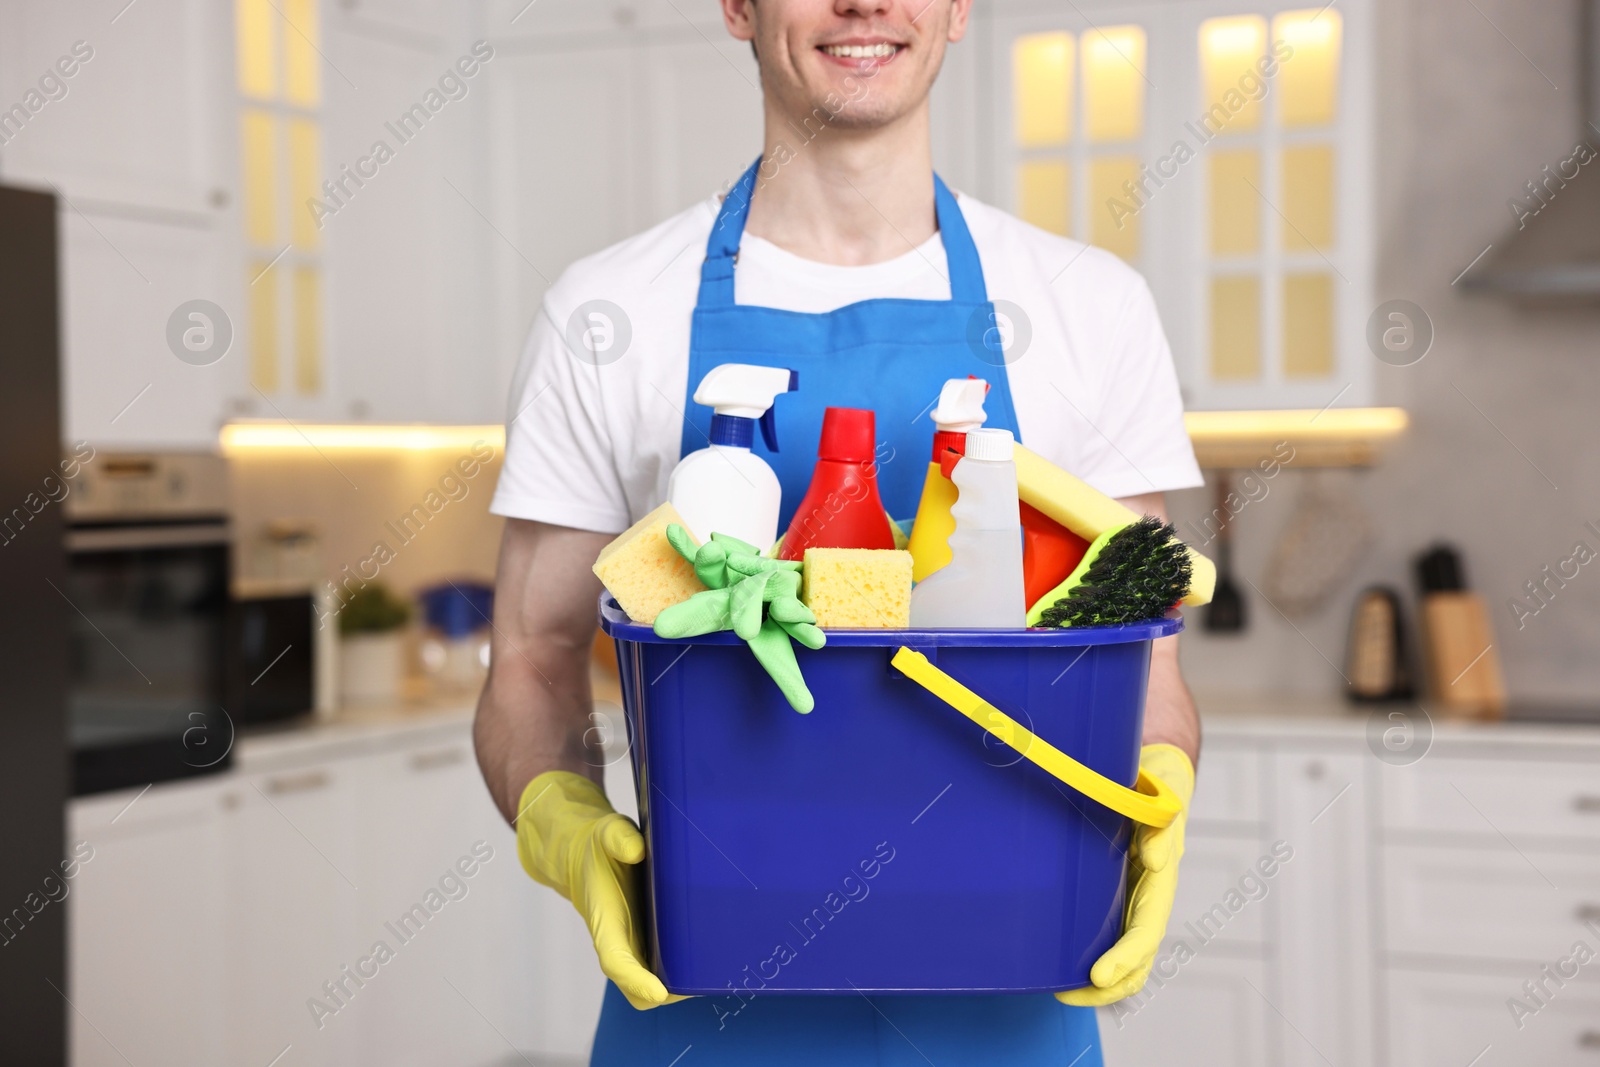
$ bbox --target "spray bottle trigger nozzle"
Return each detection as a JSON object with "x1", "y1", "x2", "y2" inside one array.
[
  {"x1": 759, "y1": 406, "x2": 779, "y2": 452},
  {"x1": 757, "y1": 369, "x2": 798, "y2": 452}
]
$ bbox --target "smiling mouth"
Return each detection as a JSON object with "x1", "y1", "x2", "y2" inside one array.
[{"x1": 819, "y1": 43, "x2": 903, "y2": 60}]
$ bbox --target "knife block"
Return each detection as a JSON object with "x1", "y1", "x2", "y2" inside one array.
[{"x1": 1419, "y1": 592, "x2": 1506, "y2": 720}]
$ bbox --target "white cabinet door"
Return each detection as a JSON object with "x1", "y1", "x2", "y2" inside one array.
[
  {"x1": 1, "y1": 0, "x2": 238, "y2": 449},
  {"x1": 1380, "y1": 844, "x2": 1600, "y2": 966},
  {"x1": 68, "y1": 778, "x2": 231, "y2": 1067},
  {"x1": 0, "y1": 0, "x2": 227, "y2": 212},
  {"x1": 223, "y1": 761, "x2": 365, "y2": 1067},
  {"x1": 485, "y1": 41, "x2": 640, "y2": 397},
  {"x1": 346, "y1": 737, "x2": 521, "y2": 1067},
  {"x1": 1270, "y1": 747, "x2": 1378, "y2": 1067},
  {"x1": 1097, "y1": 953, "x2": 1273, "y2": 1067},
  {"x1": 57, "y1": 210, "x2": 236, "y2": 449},
  {"x1": 1189, "y1": 743, "x2": 1266, "y2": 830},
  {"x1": 298, "y1": 14, "x2": 502, "y2": 426},
  {"x1": 1385, "y1": 970, "x2": 1600, "y2": 1067},
  {"x1": 638, "y1": 39, "x2": 762, "y2": 222},
  {"x1": 1379, "y1": 753, "x2": 1600, "y2": 844},
  {"x1": 1166, "y1": 833, "x2": 1274, "y2": 947}
]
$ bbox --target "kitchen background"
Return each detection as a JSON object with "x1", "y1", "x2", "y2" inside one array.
[{"x1": 1, "y1": 0, "x2": 1598, "y2": 1065}]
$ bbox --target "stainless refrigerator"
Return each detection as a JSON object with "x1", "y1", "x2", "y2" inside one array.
[{"x1": 0, "y1": 184, "x2": 70, "y2": 1065}]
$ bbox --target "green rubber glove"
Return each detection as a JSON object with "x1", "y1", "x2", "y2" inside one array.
[{"x1": 653, "y1": 525, "x2": 824, "y2": 713}]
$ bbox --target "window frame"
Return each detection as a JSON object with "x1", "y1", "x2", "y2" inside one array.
[
  {"x1": 991, "y1": 0, "x2": 1375, "y2": 413},
  {"x1": 234, "y1": 0, "x2": 329, "y2": 398}
]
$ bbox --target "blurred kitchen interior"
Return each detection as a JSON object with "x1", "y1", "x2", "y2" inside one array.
[{"x1": 1, "y1": 0, "x2": 1598, "y2": 1065}]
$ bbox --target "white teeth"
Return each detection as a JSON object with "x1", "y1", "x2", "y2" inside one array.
[{"x1": 822, "y1": 43, "x2": 899, "y2": 59}]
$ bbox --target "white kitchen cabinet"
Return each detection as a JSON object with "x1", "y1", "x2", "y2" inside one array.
[
  {"x1": 0, "y1": 0, "x2": 240, "y2": 449},
  {"x1": 347, "y1": 738, "x2": 528, "y2": 1067},
  {"x1": 1371, "y1": 743, "x2": 1600, "y2": 1067},
  {"x1": 1188, "y1": 741, "x2": 1266, "y2": 830},
  {"x1": 55, "y1": 210, "x2": 236, "y2": 449},
  {"x1": 67, "y1": 777, "x2": 231, "y2": 1067},
  {"x1": 68, "y1": 706, "x2": 1600, "y2": 1067},
  {"x1": 1098, "y1": 952, "x2": 1273, "y2": 1067},
  {"x1": 67, "y1": 715, "x2": 605, "y2": 1067},
  {"x1": 1380, "y1": 752, "x2": 1600, "y2": 844},
  {"x1": 490, "y1": 41, "x2": 641, "y2": 312},
  {"x1": 223, "y1": 759, "x2": 366, "y2": 1067},
  {"x1": 1165, "y1": 833, "x2": 1274, "y2": 947},
  {"x1": 638, "y1": 40, "x2": 762, "y2": 222},
  {"x1": 1384, "y1": 970, "x2": 1600, "y2": 1067},
  {"x1": 269, "y1": 11, "x2": 504, "y2": 428},
  {"x1": 1380, "y1": 844, "x2": 1600, "y2": 965},
  {"x1": 1269, "y1": 747, "x2": 1377, "y2": 1067},
  {"x1": 0, "y1": 0, "x2": 228, "y2": 213}
]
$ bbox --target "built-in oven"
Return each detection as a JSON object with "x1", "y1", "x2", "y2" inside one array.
[{"x1": 65, "y1": 454, "x2": 235, "y2": 795}]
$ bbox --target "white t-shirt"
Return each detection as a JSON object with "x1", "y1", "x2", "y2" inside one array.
[{"x1": 490, "y1": 192, "x2": 1202, "y2": 535}]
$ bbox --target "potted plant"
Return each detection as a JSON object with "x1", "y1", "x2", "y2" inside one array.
[{"x1": 338, "y1": 583, "x2": 412, "y2": 706}]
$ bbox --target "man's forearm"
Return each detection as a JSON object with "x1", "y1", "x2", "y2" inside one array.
[
  {"x1": 474, "y1": 519, "x2": 615, "y2": 824},
  {"x1": 1142, "y1": 635, "x2": 1200, "y2": 765},
  {"x1": 475, "y1": 639, "x2": 597, "y2": 824},
  {"x1": 1112, "y1": 491, "x2": 1202, "y2": 765}
]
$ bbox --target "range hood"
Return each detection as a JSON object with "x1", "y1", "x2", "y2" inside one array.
[{"x1": 1462, "y1": 0, "x2": 1600, "y2": 303}]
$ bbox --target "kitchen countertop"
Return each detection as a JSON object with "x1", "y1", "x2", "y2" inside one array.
[
  {"x1": 231, "y1": 679, "x2": 1600, "y2": 775},
  {"x1": 1195, "y1": 690, "x2": 1600, "y2": 753},
  {"x1": 235, "y1": 698, "x2": 475, "y2": 773},
  {"x1": 231, "y1": 661, "x2": 622, "y2": 773}
]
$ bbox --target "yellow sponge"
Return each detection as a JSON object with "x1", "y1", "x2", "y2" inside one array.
[
  {"x1": 801, "y1": 548, "x2": 913, "y2": 629},
  {"x1": 592, "y1": 503, "x2": 705, "y2": 624}
]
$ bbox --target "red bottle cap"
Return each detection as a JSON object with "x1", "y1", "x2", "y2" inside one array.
[
  {"x1": 817, "y1": 407, "x2": 876, "y2": 463},
  {"x1": 932, "y1": 430, "x2": 967, "y2": 461}
]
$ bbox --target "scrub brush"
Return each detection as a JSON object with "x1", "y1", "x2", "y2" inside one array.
[{"x1": 1031, "y1": 516, "x2": 1193, "y2": 628}]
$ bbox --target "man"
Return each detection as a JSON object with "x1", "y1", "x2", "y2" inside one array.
[{"x1": 477, "y1": 0, "x2": 1202, "y2": 1062}]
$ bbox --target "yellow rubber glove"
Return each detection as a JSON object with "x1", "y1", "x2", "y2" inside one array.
[
  {"x1": 515, "y1": 771, "x2": 688, "y2": 1011},
  {"x1": 1057, "y1": 744, "x2": 1196, "y2": 1007}
]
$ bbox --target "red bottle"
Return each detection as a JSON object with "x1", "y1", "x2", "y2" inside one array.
[
  {"x1": 1022, "y1": 502, "x2": 1092, "y2": 610},
  {"x1": 778, "y1": 407, "x2": 896, "y2": 561}
]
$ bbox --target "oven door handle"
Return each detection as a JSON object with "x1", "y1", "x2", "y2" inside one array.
[{"x1": 67, "y1": 523, "x2": 231, "y2": 551}]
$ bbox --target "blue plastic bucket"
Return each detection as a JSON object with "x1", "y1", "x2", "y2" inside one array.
[{"x1": 601, "y1": 596, "x2": 1182, "y2": 995}]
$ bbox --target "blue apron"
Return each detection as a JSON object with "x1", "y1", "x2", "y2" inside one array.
[
  {"x1": 677, "y1": 161, "x2": 1022, "y2": 531},
  {"x1": 594, "y1": 159, "x2": 1103, "y2": 1067}
]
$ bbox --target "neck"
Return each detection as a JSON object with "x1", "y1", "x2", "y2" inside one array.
[{"x1": 744, "y1": 98, "x2": 936, "y2": 266}]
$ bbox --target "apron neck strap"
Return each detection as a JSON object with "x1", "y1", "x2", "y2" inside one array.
[{"x1": 697, "y1": 156, "x2": 989, "y2": 307}]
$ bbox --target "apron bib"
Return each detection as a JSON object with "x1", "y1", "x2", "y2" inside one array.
[
  {"x1": 595, "y1": 159, "x2": 1101, "y2": 1067},
  {"x1": 678, "y1": 159, "x2": 1021, "y2": 529}
]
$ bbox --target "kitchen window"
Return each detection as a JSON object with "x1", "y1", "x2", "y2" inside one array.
[
  {"x1": 235, "y1": 0, "x2": 326, "y2": 397},
  {"x1": 1012, "y1": 25, "x2": 1148, "y2": 265},
  {"x1": 1004, "y1": 1, "x2": 1372, "y2": 411}
]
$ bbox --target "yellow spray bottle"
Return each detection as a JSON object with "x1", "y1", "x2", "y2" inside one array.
[{"x1": 907, "y1": 377, "x2": 990, "y2": 582}]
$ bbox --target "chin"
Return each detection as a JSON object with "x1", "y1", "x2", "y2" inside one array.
[
  {"x1": 811, "y1": 97, "x2": 911, "y2": 131},
  {"x1": 798, "y1": 65, "x2": 927, "y2": 124}
]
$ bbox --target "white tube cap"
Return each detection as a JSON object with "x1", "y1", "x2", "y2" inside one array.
[
  {"x1": 931, "y1": 377, "x2": 990, "y2": 432},
  {"x1": 963, "y1": 428, "x2": 1015, "y2": 462}
]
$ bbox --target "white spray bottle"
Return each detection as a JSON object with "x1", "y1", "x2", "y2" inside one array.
[
  {"x1": 668, "y1": 363, "x2": 799, "y2": 550},
  {"x1": 909, "y1": 428, "x2": 1026, "y2": 629}
]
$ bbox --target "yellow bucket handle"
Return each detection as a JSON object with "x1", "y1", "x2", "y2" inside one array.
[{"x1": 890, "y1": 647, "x2": 1181, "y2": 829}]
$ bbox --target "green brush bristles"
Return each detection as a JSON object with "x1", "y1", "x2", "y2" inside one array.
[{"x1": 1037, "y1": 516, "x2": 1193, "y2": 628}]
